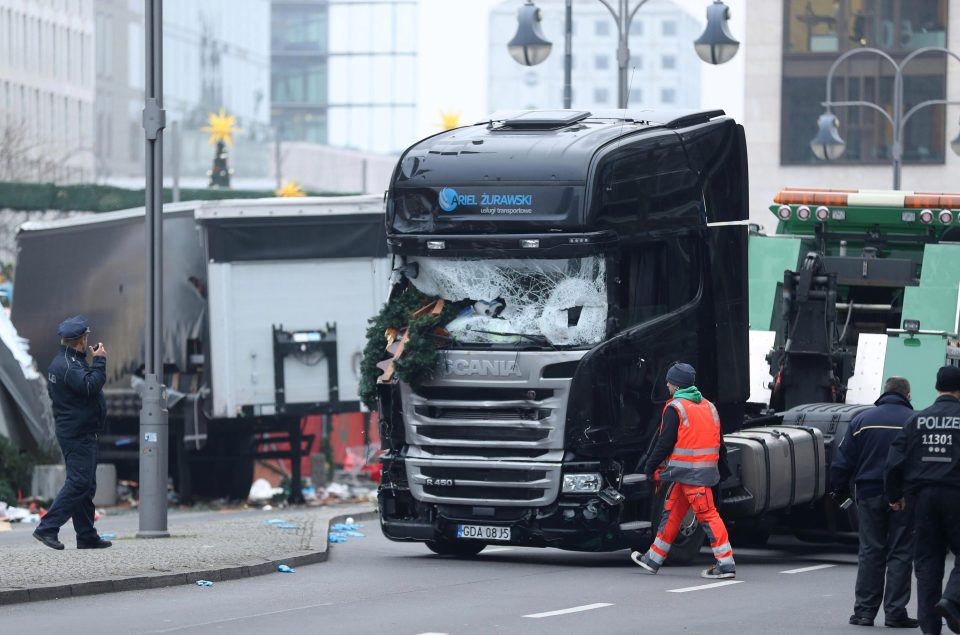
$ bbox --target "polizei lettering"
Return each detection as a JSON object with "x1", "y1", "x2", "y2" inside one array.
[
  {"x1": 444, "y1": 359, "x2": 524, "y2": 377},
  {"x1": 916, "y1": 416, "x2": 960, "y2": 430}
]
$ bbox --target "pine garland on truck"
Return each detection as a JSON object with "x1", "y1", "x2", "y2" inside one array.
[{"x1": 358, "y1": 288, "x2": 466, "y2": 410}]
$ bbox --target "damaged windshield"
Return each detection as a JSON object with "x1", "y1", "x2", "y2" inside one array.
[{"x1": 405, "y1": 256, "x2": 608, "y2": 347}]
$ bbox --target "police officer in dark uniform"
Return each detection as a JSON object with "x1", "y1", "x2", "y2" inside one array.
[
  {"x1": 832, "y1": 377, "x2": 918, "y2": 628},
  {"x1": 886, "y1": 365, "x2": 960, "y2": 635},
  {"x1": 33, "y1": 316, "x2": 112, "y2": 550}
]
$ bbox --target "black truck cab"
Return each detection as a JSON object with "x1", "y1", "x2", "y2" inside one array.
[{"x1": 376, "y1": 109, "x2": 750, "y2": 556}]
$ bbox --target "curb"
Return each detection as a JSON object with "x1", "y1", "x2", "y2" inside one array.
[{"x1": 0, "y1": 508, "x2": 379, "y2": 606}]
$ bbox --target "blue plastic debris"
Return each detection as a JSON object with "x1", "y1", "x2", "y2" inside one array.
[
  {"x1": 195, "y1": 580, "x2": 214, "y2": 587},
  {"x1": 342, "y1": 531, "x2": 366, "y2": 538},
  {"x1": 265, "y1": 519, "x2": 288, "y2": 525},
  {"x1": 328, "y1": 532, "x2": 348, "y2": 543},
  {"x1": 331, "y1": 523, "x2": 364, "y2": 531},
  {"x1": 277, "y1": 564, "x2": 295, "y2": 573},
  {"x1": 277, "y1": 524, "x2": 298, "y2": 529},
  {"x1": 99, "y1": 533, "x2": 116, "y2": 539}
]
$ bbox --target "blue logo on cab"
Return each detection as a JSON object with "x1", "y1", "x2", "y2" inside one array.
[{"x1": 439, "y1": 187, "x2": 459, "y2": 212}]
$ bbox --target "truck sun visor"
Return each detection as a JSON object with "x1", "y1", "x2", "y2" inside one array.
[{"x1": 407, "y1": 256, "x2": 607, "y2": 346}]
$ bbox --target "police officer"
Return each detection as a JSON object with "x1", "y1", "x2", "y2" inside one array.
[
  {"x1": 33, "y1": 316, "x2": 112, "y2": 550},
  {"x1": 831, "y1": 377, "x2": 918, "y2": 628},
  {"x1": 631, "y1": 362, "x2": 735, "y2": 579},
  {"x1": 886, "y1": 365, "x2": 960, "y2": 635}
]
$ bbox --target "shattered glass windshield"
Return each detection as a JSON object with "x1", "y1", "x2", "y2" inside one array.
[{"x1": 406, "y1": 256, "x2": 608, "y2": 346}]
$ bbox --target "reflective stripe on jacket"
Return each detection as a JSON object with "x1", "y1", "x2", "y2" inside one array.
[{"x1": 658, "y1": 397, "x2": 722, "y2": 486}]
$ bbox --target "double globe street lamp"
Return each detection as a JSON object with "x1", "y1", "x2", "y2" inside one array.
[
  {"x1": 508, "y1": 0, "x2": 740, "y2": 109},
  {"x1": 810, "y1": 46, "x2": 960, "y2": 190}
]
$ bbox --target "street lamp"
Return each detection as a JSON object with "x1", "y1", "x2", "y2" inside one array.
[
  {"x1": 693, "y1": 0, "x2": 739, "y2": 65},
  {"x1": 508, "y1": 1, "x2": 553, "y2": 67},
  {"x1": 812, "y1": 46, "x2": 960, "y2": 190},
  {"x1": 508, "y1": 1, "x2": 739, "y2": 110},
  {"x1": 809, "y1": 113, "x2": 845, "y2": 161}
]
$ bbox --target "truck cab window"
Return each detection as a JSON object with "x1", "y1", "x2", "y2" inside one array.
[{"x1": 620, "y1": 237, "x2": 700, "y2": 328}]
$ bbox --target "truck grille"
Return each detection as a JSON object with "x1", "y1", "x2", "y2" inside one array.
[
  {"x1": 402, "y1": 351, "x2": 585, "y2": 506},
  {"x1": 406, "y1": 454, "x2": 562, "y2": 507},
  {"x1": 416, "y1": 425, "x2": 549, "y2": 443}
]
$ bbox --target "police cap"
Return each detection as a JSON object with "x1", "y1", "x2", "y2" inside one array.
[
  {"x1": 57, "y1": 315, "x2": 91, "y2": 339},
  {"x1": 936, "y1": 365, "x2": 960, "y2": 392}
]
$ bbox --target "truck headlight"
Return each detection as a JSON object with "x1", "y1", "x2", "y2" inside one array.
[{"x1": 562, "y1": 473, "x2": 601, "y2": 493}]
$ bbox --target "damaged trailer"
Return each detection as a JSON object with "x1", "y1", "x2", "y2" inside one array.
[{"x1": 12, "y1": 195, "x2": 387, "y2": 500}]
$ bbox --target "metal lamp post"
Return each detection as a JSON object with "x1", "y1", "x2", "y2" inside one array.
[
  {"x1": 138, "y1": 0, "x2": 169, "y2": 539},
  {"x1": 812, "y1": 46, "x2": 960, "y2": 190},
  {"x1": 509, "y1": 1, "x2": 739, "y2": 109}
]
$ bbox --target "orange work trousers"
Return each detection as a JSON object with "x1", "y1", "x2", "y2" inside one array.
[{"x1": 646, "y1": 482, "x2": 734, "y2": 568}]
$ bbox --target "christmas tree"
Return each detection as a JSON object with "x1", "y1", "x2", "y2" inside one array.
[{"x1": 202, "y1": 108, "x2": 237, "y2": 188}]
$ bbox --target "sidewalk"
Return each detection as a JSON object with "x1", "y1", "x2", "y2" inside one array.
[{"x1": 0, "y1": 503, "x2": 376, "y2": 605}]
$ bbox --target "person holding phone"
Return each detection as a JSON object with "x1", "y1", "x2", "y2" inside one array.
[{"x1": 33, "y1": 315, "x2": 112, "y2": 550}]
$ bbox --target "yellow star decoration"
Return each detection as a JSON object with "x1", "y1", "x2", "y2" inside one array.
[
  {"x1": 202, "y1": 108, "x2": 238, "y2": 146},
  {"x1": 275, "y1": 180, "x2": 306, "y2": 198},
  {"x1": 438, "y1": 109, "x2": 462, "y2": 130}
]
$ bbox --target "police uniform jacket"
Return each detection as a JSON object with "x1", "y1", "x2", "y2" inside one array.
[
  {"x1": 885, "y1": 394, "x2": 960, "y2": 502},
  {"x1": 47, "y1": 346, "x2": 107, "y2": 439},
  {"x1": 831, "y1": 391, "x2": 913, "y2": 498}
]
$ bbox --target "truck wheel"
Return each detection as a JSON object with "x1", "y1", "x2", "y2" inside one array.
[
  {"x1": 426, "y1": 539, "x2": 486, "y2": 557},
  {"x1": 652, "y1": 483, "x2": 706, "y2": 567}
]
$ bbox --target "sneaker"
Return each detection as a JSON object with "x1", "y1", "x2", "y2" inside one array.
[
  {"x1": 701, "y1": 563, "x2": 736, "y2": 579},
  {"x1": 937, "y1": 598, "x2": 960, "y2": 634},
  {"x1": 630, "y1": 551, "x2": 659, "y2": 574},
  {"x1": 77, "y1": 538, "x2": 113, "y2": 549},
  {"x1": 848, "y1": 615, "x2": 873, "y2": 626}
]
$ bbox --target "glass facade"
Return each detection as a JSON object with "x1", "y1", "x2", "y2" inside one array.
[
  {"x1": 271, "y1": 0, "x2": 417, "y2": 154},
  {"x1": 781, "y1": 0, "x2": 948, "y2": 165}
]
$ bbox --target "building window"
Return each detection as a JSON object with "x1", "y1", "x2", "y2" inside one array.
[
  {"x1": 662, "y1": 55, "x2": 676, "y2": 70},
  {"x1": 629, "y1": 87, "x2": 643, "y2": 104},
  {"x1": 781, "y1": 0, "x2": 948, "y2": 165},
  {"x1": 595, "y1": 20, "x2": 610, "y2": 36},
  {"x1": 594, "y1": 87, "x2": 609, "y2": 104},
  {"x1": 661, "y1": 88, "x2": 676, "y2": 104},
  {"x1": 524, "y1": 71, "x2": 539, "y2": 87},
  {"x1": 272, "y1": 57, "x2": 328, "y2": 104},
  {"x1": 662, "y1": 20, "x2": 676, "y2": 36},
  {"x1": 595, "y1": 55, "x2": 609, "y2": 70},
  {"x1": 630, "y1": 54, "x2": 643, "y2": 69},
  {"x1": 630, "y1": 19, "x2": 643, "y2": 36}
]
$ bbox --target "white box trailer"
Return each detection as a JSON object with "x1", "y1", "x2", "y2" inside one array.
[
  {"x1": 13, "y1": 194, "x2": 388, "y2": 500},
  {"x1": 196, "y1": 196, "x2": 389, "y2": 419}
]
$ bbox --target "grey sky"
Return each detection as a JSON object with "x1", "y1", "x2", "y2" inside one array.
[{"x1": 415, "y1": 0, "x2": 746, "y2": 138}]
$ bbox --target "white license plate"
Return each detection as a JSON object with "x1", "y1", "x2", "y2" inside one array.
[{"x1": 456, "y1": 524, "x2": 511, "y2": 541}]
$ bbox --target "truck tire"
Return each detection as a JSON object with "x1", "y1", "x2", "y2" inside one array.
[
  {"x1": 652, "y1": 483, "x2": 706, "y2": 567},
  {"x1": 425, "y1": 539, "x2": 486, "y2": 557}
]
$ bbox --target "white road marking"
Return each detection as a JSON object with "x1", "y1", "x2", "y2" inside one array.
[
  {"x1": 483, "y1": 547, "x2": 515, "y2": 553},
  {"x1": 780, "y1": 564, "x2": 837, "y2": 574},
  {"x1": 667, "y1": 580, "x2": 743, "y2": 593},
  {"x1": 524, "y1": 603, "x2": 614, "y2": 618},
  {"x1": 145, "y1": 603, "x2": 334, "y2": 633}
]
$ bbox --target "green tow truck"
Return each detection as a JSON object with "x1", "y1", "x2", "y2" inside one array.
[{"x1": 739, "y1": 188, "x2": 960, "y2": 541}]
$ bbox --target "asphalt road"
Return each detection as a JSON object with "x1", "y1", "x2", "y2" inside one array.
[{"x1": 0, "y1": 526, "x2": 918, "y2": 635}]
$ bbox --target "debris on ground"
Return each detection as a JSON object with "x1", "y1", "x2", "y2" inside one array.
[
  {"x1": 100, "y1": 533, "x2": 116, "y2": 539},
  {"x1": 248, "y1": 478, "x2": 284, "y2": 504},
  {"x1": 277, "y1": 564, "x2": 295, "y2": 573},
  {"x1": 195, "y1": 580, "x2": 214, "y2": 587}
]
